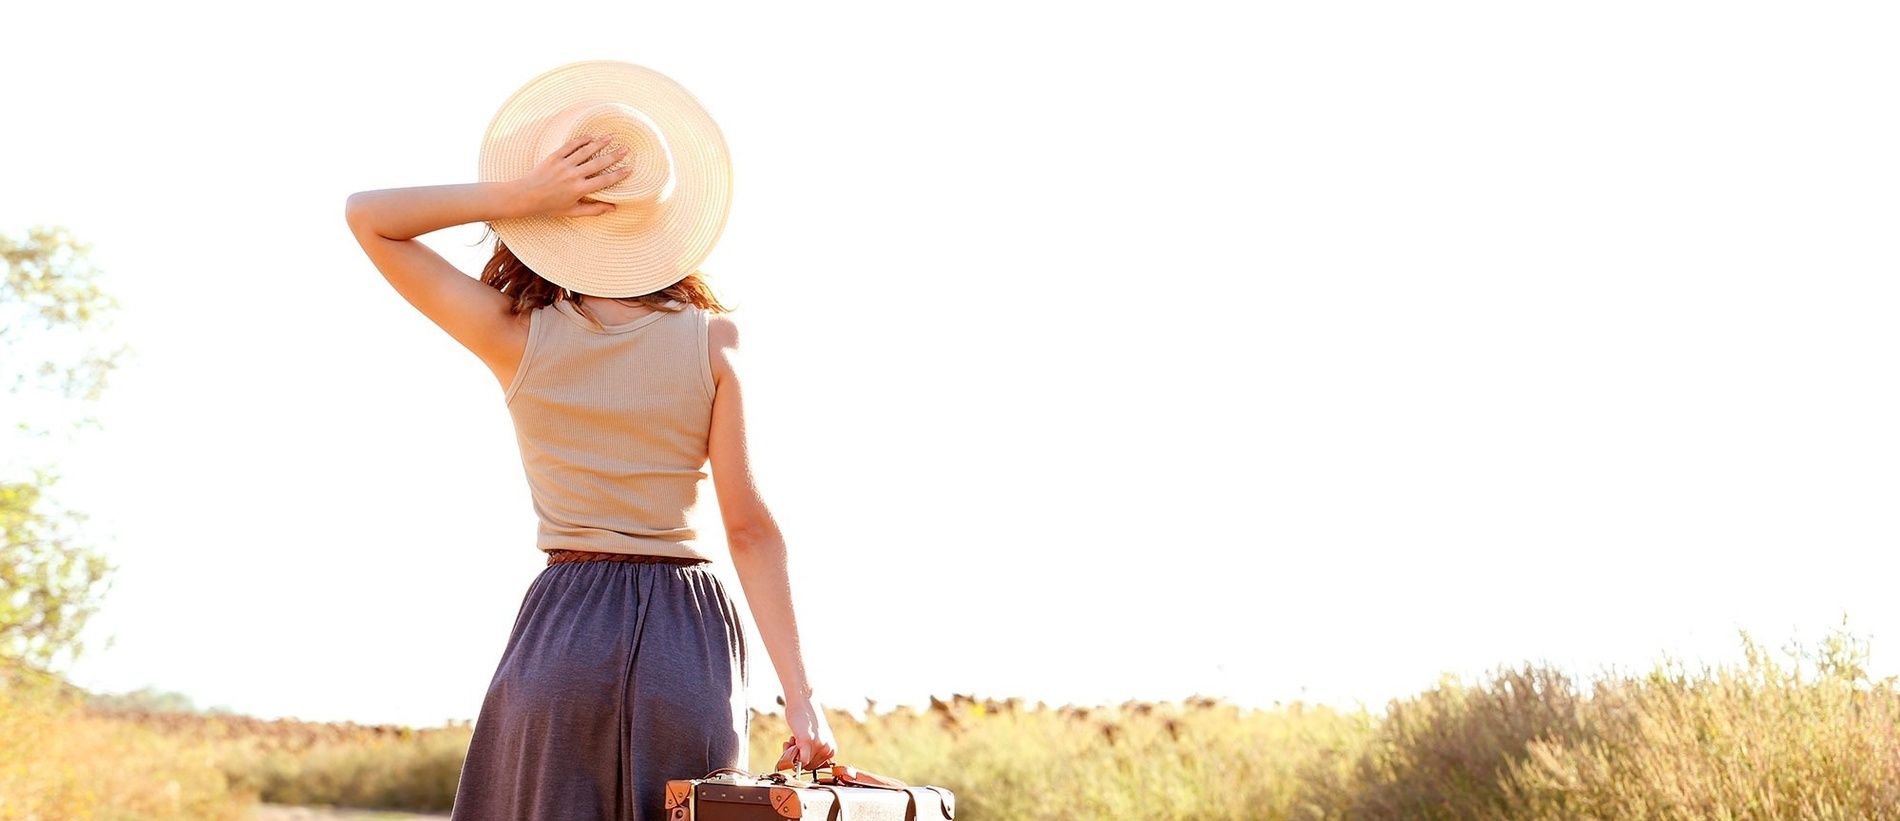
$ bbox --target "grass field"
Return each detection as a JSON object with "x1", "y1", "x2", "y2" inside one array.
[{"x1": 4, "y1": 624, "x2": 1898, "y2": 820}]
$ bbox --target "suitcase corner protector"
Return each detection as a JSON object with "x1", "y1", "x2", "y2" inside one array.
[
  {"x1": 769, "y1": 784, "x2": 804, "y2": 818},
  {"x1": 664, "y1": 780, "x2": 693, "y2": 809}
]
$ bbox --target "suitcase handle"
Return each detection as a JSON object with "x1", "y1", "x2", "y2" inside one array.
[
  {"x1": 775, "y1": 735, "x2": 837, "y2": 775},
  {"x1": 762, "y1": 751, "x2": 913, "y2": 792},
  {"x1": 769, "y1": 750, "x2": 909, "y2": 791},
  {"x1": 693, "y1": 767, "x2": 955, "y2": 820}
]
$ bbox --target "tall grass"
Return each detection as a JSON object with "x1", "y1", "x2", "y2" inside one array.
[
  {"x1": 1297, "y1": 626, "x2": 1900, "y2": 820},
  {"x1": 9, "y1": 624, "x2": 1900, "y2": 819},
  {"x1": 0, "y1": 669, "x2": 243, "y2": 821},
  {"x1": 751, "y1": 695, "x2": 1371, "y2": 819},
  {"x1": 99, "y1": 713, "x2": 472, "y2": 814}
]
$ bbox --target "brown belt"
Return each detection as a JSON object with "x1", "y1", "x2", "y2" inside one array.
[{"x1": 545, "y1": 549, "x2": 708, "y2": 567}]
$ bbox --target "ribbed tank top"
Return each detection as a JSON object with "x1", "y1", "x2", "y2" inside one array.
[{"x1": 503, "y1": 297, "x2": 716, "y2": 562}]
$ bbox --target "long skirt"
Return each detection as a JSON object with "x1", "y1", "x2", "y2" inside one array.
[{"x1": 450, "y1": 559, "x2": 750, "y2": 821}]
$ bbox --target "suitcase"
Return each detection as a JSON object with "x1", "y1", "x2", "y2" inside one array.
[{"x1": 664, "y1": 767, "x2": 955, "y2": 821}]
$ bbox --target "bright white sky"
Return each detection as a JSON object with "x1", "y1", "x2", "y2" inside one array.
[{"x1": 3, "y1": 1, "x2": 1897, "y2": 727}]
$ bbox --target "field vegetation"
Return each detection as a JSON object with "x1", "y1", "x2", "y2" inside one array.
[
  {"x1": 4, "y1": 625, "x2": 1899, "y2": 820},
  {"x1": 0, "y1": 670, "x2": 242, "y2": 821}
]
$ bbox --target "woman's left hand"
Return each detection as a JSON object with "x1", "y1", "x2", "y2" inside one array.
[{"x1": 778, "y1": 695, "x2": 838, "y2": 771}]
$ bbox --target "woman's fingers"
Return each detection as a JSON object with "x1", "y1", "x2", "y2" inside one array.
[
  {"x1": 579, "y1": 165, "x2": 635, "y2": 196},
  {"x1": 776, "y1": 732, "x2": 835, "y2": 770},
  {"x1": 562, "y1": 199, "x2": 616, "y2": 218},
  {"x1": 798, "y1": 737, "x2": 834, "y2": 767},
  {"x1": 578, "y1": 145, "x2": 627, "y2": 176},
  {"x1": 554, "y1": 134, "x2": 607, "y2": 162},
  {"x1": 518, "y1": 134, "x2": 640, "y2": 219}
]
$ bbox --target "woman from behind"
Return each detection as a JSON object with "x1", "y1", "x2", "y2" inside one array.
[{"x1": 342, "y1": 61, "x2": 835, "y2": 820}]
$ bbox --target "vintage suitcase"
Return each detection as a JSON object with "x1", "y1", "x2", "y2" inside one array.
[{"x1": 664, "y1": 766, "x2": 955, "y2": 821}]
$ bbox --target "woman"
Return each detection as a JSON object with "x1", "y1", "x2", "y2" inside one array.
[{"x1": 343, "y1": 61, "x2": 836, "y2": 820}]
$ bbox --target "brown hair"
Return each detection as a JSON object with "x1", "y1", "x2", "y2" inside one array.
[{"x1": 478, "y1": 233, "x2": 730, "y2": 317}]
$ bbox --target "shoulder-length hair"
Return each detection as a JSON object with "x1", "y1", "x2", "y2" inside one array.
[{"x1": 478, "y1": 234, "x2": 731, "y2": 316}]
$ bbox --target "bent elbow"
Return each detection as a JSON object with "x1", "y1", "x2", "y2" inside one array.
[
  {"x1": 343, "y1": 192, "x2": 374, "y2": 234},
  {"x1": 343, "y1": 191, "x2": 399, "y2": 243}
]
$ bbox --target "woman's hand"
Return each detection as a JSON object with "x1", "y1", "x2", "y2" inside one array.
[
  {"x1": 506, "y1": 135, "x2": 634, "y2": 219},
  {"x1": 777, "y1": 695, "x2": 838, "y2": 771}
]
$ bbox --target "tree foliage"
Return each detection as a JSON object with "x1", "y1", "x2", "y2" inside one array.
[{"x1": 1, "y1": 226, "x2": 122, "y2": 670}]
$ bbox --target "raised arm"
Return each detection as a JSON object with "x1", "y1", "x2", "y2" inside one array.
[
  {"x1": 343, "y1": 135, "x2": 633, "y2": 386},
  {"x1": 706, "y1": 313, "x2": 839, "y2": 769}
]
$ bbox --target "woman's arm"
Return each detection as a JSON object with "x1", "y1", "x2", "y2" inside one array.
[
  {"x1": 706, "y1": 314, "x2": 839, "y2": 769},
  {"x1": 343, "y1": 135, "x2": 633, "y2": 386}
]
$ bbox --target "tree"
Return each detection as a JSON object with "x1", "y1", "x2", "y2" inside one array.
[{"x1": 1, "y1": 226, "x2": 123, "y2": 671}]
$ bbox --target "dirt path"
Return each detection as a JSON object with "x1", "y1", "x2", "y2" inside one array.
[{"x1": 250, "y1": 805, "x2": 448, "y2": 820}]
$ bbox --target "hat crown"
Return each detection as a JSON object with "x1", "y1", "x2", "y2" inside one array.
[
  {"x1": 540, "y1": 102, "x2": 677, "y2": 206},
  {"x1": 479, "y1": 60, "x2": 731, "y2": 299}
]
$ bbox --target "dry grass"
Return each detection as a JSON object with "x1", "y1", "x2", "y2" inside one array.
[
  {"x1": 100, "y1": 714, "x2": 471, "y2": 814},
  {"x1": 8, "y1": 623, "x2": 1900, "y2": 820},
  {"x1": 1295, "y1": 625, "x2": 1900, "y2": 821},
  {"x1": 0, "y1": 671, "x2": 244, "y2": 821},
  {"x1": 750, "y1": 694, "x2": 1370, "y2": 819}
]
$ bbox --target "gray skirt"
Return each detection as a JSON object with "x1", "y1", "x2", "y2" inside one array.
[{"x1": 451, "y1": 560, "x2": 749, "y2": 821}]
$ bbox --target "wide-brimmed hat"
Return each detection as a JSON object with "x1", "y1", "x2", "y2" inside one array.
[{"x1": 478, "y1": 60, "x2": 731, "y2": 298}]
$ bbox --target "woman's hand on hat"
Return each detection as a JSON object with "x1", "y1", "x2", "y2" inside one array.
[{"x1": 506, "y1": 135, "x2": 633, "y2": 219}]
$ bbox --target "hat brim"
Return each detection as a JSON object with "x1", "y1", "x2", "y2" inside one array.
[{"x1": 478, "y1": 61, "x2": 731, "y2": 298}]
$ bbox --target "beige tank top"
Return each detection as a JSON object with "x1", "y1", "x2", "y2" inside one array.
[{"x1": 503, "y1": 297, "x2": 716, "y2": 562}]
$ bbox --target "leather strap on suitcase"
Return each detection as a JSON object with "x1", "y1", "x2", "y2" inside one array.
[{"x1": 665, "y1": 764, "x2": 955, "y2": 820}]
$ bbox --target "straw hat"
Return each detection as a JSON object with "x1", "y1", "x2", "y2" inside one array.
[{"x1": 478, "y1": 60, "x2": 731, "y2": 298}]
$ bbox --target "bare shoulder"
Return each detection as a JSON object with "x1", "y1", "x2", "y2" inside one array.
[
  {"x1": 706, "y1": 312, "x2": 745, "y2": 385},
  {"x1": 707, "y1": 311, "x2": 744, "y2": 349}
]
